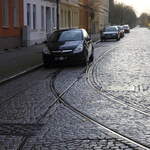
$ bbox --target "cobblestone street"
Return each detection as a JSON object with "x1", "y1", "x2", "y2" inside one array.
[{"x1": 0, "y1": 27, "x2": 150, "y2": 149}]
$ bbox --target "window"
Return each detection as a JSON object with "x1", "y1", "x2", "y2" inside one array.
[
  {"x1": 27, "y1": 3, "x2": 31, "y2": 27},
  {"x1": 61, "y1": 9, "x2": 63, "y2": 27},
  {"x1": 52, "y1": 7, "x2": 55, "y2": 27},
  {"x1": 13, "y1": 0, "x2": 19, "y2": 27},
  {"x1": 41, "y1": 6, "x2": 44, "y2": 30},
  {"x1": 83, "y1": 29, "x2": 89, "y2": 39},
  {"x1": 2, "y1": 0, "x2": 9, "y2": 27},
  {"x1": 33, "y1": 4, "x2": 36, "y2": 29},
  {"x1": 65, "y1": 10, "x2": 67, "y2": 27},
  {"x1": 49, "y1": 30, "x2": 83, "y2": 42}
]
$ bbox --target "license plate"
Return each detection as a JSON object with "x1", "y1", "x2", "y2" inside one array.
[
  {"x1": 59, "y1": 57, "x2": 64, "y2": 60},
  {"x1": 55, "y1": 57, "x2": 65, "y2": 61}
]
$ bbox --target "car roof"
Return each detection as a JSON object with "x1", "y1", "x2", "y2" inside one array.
[
  {"x1": 123, "y1": 25, "x2": 129, "y2": 27},
  {"x1": 55, "y1": 28, "x2": 82, "y2": 32},
  {"x1": 106, "y1": 26, "x2": 118, "y2": 28}
]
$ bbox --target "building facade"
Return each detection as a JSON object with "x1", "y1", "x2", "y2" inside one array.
[
  {"x1": 0, "y1": 0, "x2": 110, "y2": 49},
  {"x1": 23, "y1": 0, "x2": 57, "y2": 46},
  {"x1": 79, "y1": 0, "x2": 90, "y2": 31},
  {"x1": 60, "y1": 0, "x2": 80, "y2": 29},
  {"x1": 99, "y1": 0, "x2": 109, "y2": 29},
  {"x1": 79, "y1": 0, "x2": 109, "y2": 41},
  {"x1": 0, "y1": 0, "x2": 23, "y2": 49},
  {"x1": 90, "y1": 0, "x2": 109, "y2": 32}
]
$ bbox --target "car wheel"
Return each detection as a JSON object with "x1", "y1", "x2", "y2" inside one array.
[
  {"x1": 89, "y1": 49, "x2": 94, "y2": 63},
  {"x1": 101, "y1": 38, "x2": 105, "y2": 42},
  {"x1": 43, "y1": 54, "x2": 51, "y2": 68},
  {"x1": 43, "y1": 62, "x2": 49, "y2": 68},
  {"x1": 81, "y1": 54, "x2": 88, "y2": 66},
  {"x1": 82, "y1": 58, "x2": 87, "y2": 66},
  {"x1": 117, "y1": 37, "x2": 120, "y2": 41}
]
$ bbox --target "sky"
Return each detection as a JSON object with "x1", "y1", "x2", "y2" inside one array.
[{"x1": 115, "y1": 0, "x2": 150, "y2": 16}]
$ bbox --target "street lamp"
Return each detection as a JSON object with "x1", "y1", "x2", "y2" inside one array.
[{"x1": 56, "y1": 0, "x2": 60, "y2": 30}]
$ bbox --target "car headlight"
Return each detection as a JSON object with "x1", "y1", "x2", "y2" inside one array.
[
  {"x1": 74, "y1": 44, "x2": 83, "y2": 53},
  {"x1": 43, "y1": 47, "x2": 51, "y2": 54}
]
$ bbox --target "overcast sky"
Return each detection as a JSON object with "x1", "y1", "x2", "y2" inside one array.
[{"x1": 115, "y1": 0, "x2": 150, "y2": 16}]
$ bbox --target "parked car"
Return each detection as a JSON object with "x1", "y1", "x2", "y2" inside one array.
[
  {"x1": 42, "y1": 28, "x2": 94, "y2": 67},
  {"x1": 101, "y1": 26, "x2": 121, "y2": 41},
  {"x1": 123, "y1": 25, "x2": 130, "y2": 33},
  {"x1": 117, "y1": 25, "x2": 125, "y2": 38}
]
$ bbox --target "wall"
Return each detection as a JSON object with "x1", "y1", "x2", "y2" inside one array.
[
  {"x1": 79, "y1": 0, "x2": 89, "y2": 31},
  {"x1": 23, "y1": 0, "x2": 56, "y2": 46},
  {"x1": 60, "y1": 0, "x2": 80, "y2": 29},
  {"x1": 0, "y1": 0, "x2": 23, "y2": 49}
]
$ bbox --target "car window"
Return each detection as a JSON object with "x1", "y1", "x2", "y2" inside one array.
[
  {"x1": 123, "y1": 25, "x2": 129, "y2": 28},
  {"x1": 49, "y1": 30, "x2": 83, "y2": 42},
  {"x1": 120, "y1": 26, "x2": 124, "y2": 30},
  {"x1": 105, "y1": 27, "x2": 117, "y2": 32},
  {"x1": 118, "y1": 26, "x2": 123, "y2": 30}
]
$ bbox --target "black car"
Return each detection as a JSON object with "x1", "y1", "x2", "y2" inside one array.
[
  {"x1": 101, "y1": 26, "x2": 121, "y2": 41},
  {"x1": 42, "y1": 29, "x2": 94, "y2": 67}
]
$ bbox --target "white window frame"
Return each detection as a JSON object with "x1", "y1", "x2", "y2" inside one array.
[
  {"x1": 33, "y1": 4, "x2": 36, "y2": 30},
  {"x1": 13, "y1": 0, "x2": 19, "y2": 27},
  {"x1": 2, "y1": 0, "x2": 9, "y2": 27},
  {"x1": 41, "y1": 6, "x2": 45, "y2": 30},
  {"x1": 27, "y1": 3, "x2": 31, "y2": 27}
]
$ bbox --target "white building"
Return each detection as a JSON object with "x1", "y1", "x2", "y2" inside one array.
[{"x1": 23, "y1": 0, "x2": 56, "y2": 46}]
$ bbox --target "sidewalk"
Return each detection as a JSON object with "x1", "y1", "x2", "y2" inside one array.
[
  {"x1": 0, "y1": 44, "x2": 46, "y2": 81},
  {"x1": 0, "y1": 40, "x2": 101, "y2": 81}
]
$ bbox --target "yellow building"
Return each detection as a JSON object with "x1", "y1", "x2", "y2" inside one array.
[
  {"x1": 59, "y1": 0, "x2": 109, "y2": 41},
  {"x1": 60, "y1": 0, "x2": 80, "y2": 29},
  {"x1": 79, "y1": 0, "x2": 109, "y2": 34},
  {"x1": 88, "y1": 0, "x2": 109, "y2": 32},
  {"x1": 79, "y1": 0, "x2": 89, "y2": 31}
]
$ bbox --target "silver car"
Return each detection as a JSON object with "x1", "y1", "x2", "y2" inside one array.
[{"x1": 101, "y1": 26, "x2": 121, "y2": 41}]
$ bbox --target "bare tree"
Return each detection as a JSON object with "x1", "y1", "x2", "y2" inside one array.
[
  {"x1": 139, "y1": 13, "x2": 150, "y2": 27},
  {"x1": 111, "y1": 3, "x2": 137, "y2": 27}
]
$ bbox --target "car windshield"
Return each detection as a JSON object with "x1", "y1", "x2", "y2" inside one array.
[
  {"x1": 104, "y1": 27, "x2": 117, "y2": 32},
  {"x1": 118, "y1": 26, "x2": 123, "y2": 30},
  {"x1": 49, "y1": 30, "x2": 83, "y2": 42},
  {"x1": 123, "y1": 25, "x2": 129, "y2": 29}
]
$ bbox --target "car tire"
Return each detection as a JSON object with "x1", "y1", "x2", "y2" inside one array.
[
  {"x1": 81, "y1": 54, "x2": 88, "y2": 66},
  {"x1": 43, "y1": 54, "x2": 51, "y2": 68},
  {"x1": 89, "y1": 49, "x2": 94, "y2": 63},
  {"x1": 117, "y1": 37, "x2": 120, "y2": 41},
  {"x1": 43, "y1": 62, "x2": 49, "y2": 68},
  {"x1": 82, "y1": 58, "x2": 87, "y2": 66},
  {"x1": 101, "y1": 38, "x2": 104, "y2": 42}
]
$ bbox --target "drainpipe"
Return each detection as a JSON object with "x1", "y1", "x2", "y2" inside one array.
[{"x1": 56, "y1": 0, "x2": 60, "y2": 30}]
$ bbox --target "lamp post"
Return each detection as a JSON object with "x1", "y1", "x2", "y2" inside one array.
[{"x1": 56, "y1": 0, "x2": 60, "y2": 30}]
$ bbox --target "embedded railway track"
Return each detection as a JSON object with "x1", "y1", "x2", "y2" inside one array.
[
  {"x1": 47, "y1": 59, "x2": 150, "y2": 150},
  {"x1": 0, "y1": 65, "x2": 59, "y2": 111},
  {"x1": 17, "y1": 44, "x2": 150, "y2": 150},
  {"x1": 86, "y1": 45, "x2": 150, "y2": 117},
  {"x1": 17, "y1": 67, "x2": 86, "y2": 150},
  {"x1": 3, "y1": 39, "x2": 150, "y2": 149}
]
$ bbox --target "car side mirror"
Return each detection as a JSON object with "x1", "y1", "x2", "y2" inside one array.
[
  {"x1": 86, "y1": 37, "x2": 91, "y2": 41},
  {"x1": 44, "y1": 40, "x2": 47, "y2": 44}
]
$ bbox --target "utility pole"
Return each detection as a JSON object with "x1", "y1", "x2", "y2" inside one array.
[{"x1": 56, "y1": 0, "x2": 60, "y2": 30}]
